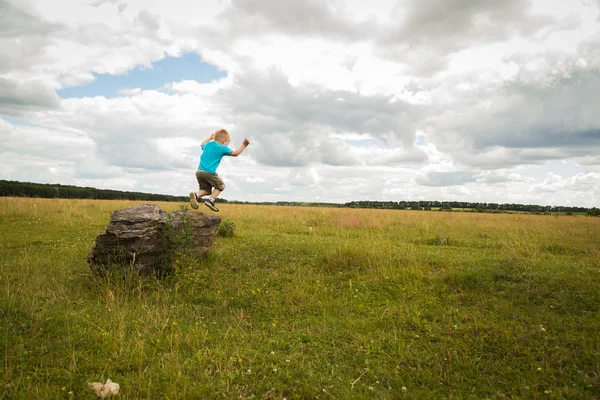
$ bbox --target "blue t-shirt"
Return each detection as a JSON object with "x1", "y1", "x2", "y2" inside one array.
[{"x1": 198, "y1": 141, "x2": 232, "y2": 174}]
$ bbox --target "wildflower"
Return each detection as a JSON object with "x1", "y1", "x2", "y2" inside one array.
[
  {"x1": 172, "y1": 321, "x2": 177, "y2": 326},
  {"x1": 539, "y1": 325, "x2": 546, "y2": 332},
  {"x1": 402, "y1": 386, "x2": 407, "y2": 392},
  {"x1": 68, "y1": 391, "x2": 73, "y2": 395},
  {"x1": 270, "y1": 351, "x2": 275, "y2": 355},
  {"x1": 285, "y1": 359, "x2": 291, "y2": 363},
  {"x1": 537, "y1": 367, "x2": 542, "y2": 371},
  {"x1": 62, "y1": 387, "x2": 66, "y2": 391},
  {"x1": 369, "y1": 386, "x2": 374, "y2": 391},
  {"x1": 273, "y1": 368, "x2": 278, "y2": 373}
]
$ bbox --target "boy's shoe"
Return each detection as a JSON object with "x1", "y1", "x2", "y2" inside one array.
[
  {"x1": 189, "y1": 192, "x2": 199, "y2": 209},
  {"x1": 204, "y1": 198, "x2": 219, "y2": 212}
]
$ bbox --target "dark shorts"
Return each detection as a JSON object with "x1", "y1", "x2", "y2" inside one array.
[{"x1": 196, "y1": 170, "x2": 226, "y2": 192}]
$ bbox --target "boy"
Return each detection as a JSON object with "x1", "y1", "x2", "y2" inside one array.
[{"x1": 189, "y1": 129, "x2": 250, "y2": 212}]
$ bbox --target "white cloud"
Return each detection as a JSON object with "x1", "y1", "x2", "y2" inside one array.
[
  {"x1": 0, "y1": 117, "x2": 15, "y2": 134},
  {"x1": 245, "y1": 176, "x2": 266, "y2": 183},
  {"x1": 0, "y1": 78, "x2": 61, "y2": 115},
  {"x1": 416, "y1": 171, "x2": 477, "y2": 187},
  {"x1": 1, "y1": 0, "x2": 600, "y2": 207},
  {"x1": 534, "y1": 171, "x2": 600, "y2": 193}
]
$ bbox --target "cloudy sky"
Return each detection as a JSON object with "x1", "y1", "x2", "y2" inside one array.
[{"x1": 1, "y1": 0, "x2": 599, "y2": 206}]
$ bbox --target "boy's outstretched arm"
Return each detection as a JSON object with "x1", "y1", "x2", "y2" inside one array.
[
  {"x1": 201, "y1": 133, "x2": 215, "y2": 145},
  {"x1": 229, "y1": 138, "x2": 250, "y2": 157}
]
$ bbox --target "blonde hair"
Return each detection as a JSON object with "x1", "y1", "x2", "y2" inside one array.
[{"x1": 214, "y1": 129, "x2": 230, "y2": 143}]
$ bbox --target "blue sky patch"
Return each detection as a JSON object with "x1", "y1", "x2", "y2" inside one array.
[
  {"x1": 57, "y1": 52, "x2": 226, "y2": 99},
  {"x1": 1, "y1": 116, "x2": 41, "y2": 127}
]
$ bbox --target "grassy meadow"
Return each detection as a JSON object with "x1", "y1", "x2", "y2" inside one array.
[{"x1": 1, "y1": 197, "x2": 599, "y2": 399}]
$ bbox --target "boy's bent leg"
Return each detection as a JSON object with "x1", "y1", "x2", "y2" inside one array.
[
  {"x1": 189, "y1": 192, "x2": 199, "y2": 209},
  {"x1": 195, "y1": 170, "x2": 214, "y2": 209},
  {"x1": 204, "y1": 189, "x2": 221, "y2": 211},
  {"x1": 204, "y1": 198, "x2": 219, "y2": 212},
  {"x1": 196, "y1": 190, "x2": 210, "y2": 202},
  {"x1": 196, "y1": 171, "x2": 225, "y2": 212}
]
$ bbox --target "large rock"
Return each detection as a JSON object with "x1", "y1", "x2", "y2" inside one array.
[{"x1": 88, "y1": 204, "x2": 221, "y2": 275}]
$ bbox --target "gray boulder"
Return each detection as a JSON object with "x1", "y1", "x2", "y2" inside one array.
[{"x1": 88, "y1": 204, "x2": 221, "y2": 275}]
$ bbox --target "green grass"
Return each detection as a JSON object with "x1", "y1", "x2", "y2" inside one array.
[{"x1": 1, "y1": 198, "x2": 599, "y2": 399}]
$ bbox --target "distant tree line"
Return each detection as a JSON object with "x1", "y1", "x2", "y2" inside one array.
[
  {"x1": 345, "y1": 200, "x2": 596, "y2": 215},
  {"x1": 2, "y1": 180, "x2": 598, "y2": 215},
  {"x1": 225, "y1": 200, "x2": 344, "y2": 208},
  {"x1": 0, "y1": 180, "x2": 187, "y2": 202}
]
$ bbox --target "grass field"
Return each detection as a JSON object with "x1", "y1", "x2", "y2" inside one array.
[{"x1": 1, "y1": 197, "x2": 599, "y2": 399}]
